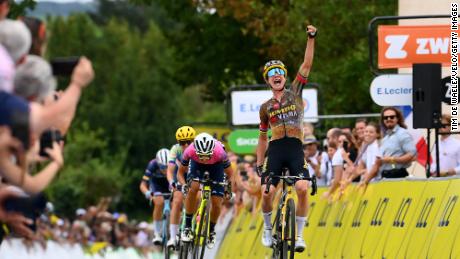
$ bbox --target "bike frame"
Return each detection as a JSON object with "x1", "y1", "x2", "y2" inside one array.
[
  {"x1": 194, "y1": 183, "x2": 211, "y2": 246},
  {"x1": 278, "y1": 180, "x2": 295, "y2": 240}
]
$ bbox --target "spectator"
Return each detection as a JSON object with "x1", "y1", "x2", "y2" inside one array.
[
  {"x1": 318, "y1": 141, "x2": 337, "y2": 187},
  {"x1": 430, "y1": 114, "x2": 460, "y2": 177},
  {"x1": 21, "y1": 17, "x2": 47, "y2": 56},
  {"x1": 302, "y1": 135, "x2": 321, "y2": 179},
  {"x1": 0, "y1": 19, "x2": 31, "y2": 93},
  {"x1": 0, "y1": 19, "x2": 31, "y2": 67},
  {"x1": 323, "y1": 128, "x2": 343, "y2": 198},
  {"x1": 353, "y1": 122, "x2": 382, "y2": 185},
  {"x1": 339, "y1": 131, "x2": 358, "y2": 182},
  {"x1": 377, "y1": 107, "x2": 416, "y2": 178},
  {"x1": 0, "y1": 0, "x2": 8, "y2": 20},
  {"x1": 353, "y1": 118, "x2": 367, "y2": 151},
  {"x1": 14, "y1": 55, "x2": 56, "y2": 102}
]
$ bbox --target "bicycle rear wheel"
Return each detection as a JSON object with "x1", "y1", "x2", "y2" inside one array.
[{"x1": 284, "y1": 198, "x2": 296, "y2": 259}]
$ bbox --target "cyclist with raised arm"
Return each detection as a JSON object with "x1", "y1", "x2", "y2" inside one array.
[
  {"x1": 139, "y1": 148, "x2": 171, "y2": 245},
  {"x1": 165, "y1": 126, "x2": 196, "y2": 248},
  {"x1": 177, "y1": 133, "x2": 233, "y2": 249},
  {"x1": 256, "y1": 25, "x2": 317, "y2": 252}
]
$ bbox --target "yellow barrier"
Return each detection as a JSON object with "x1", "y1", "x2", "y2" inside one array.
[
  {"x1": 216, "y1": 178, "x2": 460, "y2": 259},
  {"x1": 380, "y1": 180, "x2": 427, "y2": 259}
]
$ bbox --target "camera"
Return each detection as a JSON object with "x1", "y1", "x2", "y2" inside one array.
[
  {"x1": 50, "y1": 56, "x2": 80, "y2": 76},
  {"x1": 240, "y1": 171, "x2": 249, "y2": 181},
  {"x1": 4, "y1": 193, "x2": 47, "y2": 232},
  {"x1": 343, "y1": 141, "x2": 349, "y2": 152},
  {"x1": 10, "y1": 110, "x2": 30, "y2": 150},
  {"x1": 39, "y1": 129, "x2": 63, "y2": 157}
]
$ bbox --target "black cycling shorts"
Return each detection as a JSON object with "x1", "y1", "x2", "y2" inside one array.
[{"x1": 261, "y1": 137, "x2": 310, "y2": 187}]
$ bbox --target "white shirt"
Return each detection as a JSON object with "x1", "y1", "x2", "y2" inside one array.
[
  {"x1": 0, "y1": 44, "x2": 15, "y2": 93},
  {"x1": 361, "y1": 141, "x2": 380, "y2": 172},
  {"x1": 307, "y1": 152, "x2": 319, "y2": 177},
  {"x1": 319, "y1": 151, "x2": 333, "y2": 186},
  {"x1": 332, "y1": 148, "x2": 344, "y2": 167},
  {"x1": 430, "y1": 136, "x2": 460, "y2": 174}
]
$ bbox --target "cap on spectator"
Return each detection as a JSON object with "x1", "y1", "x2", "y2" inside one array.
[
  {"x1": 76, "y1": 208, "x2": 86, "y2": 216},
  {"x1": 14, "y1": 54, "x2": 56, "y2": 101},
  {"x1": 138, "y1": 221, "x2": 148, "y2": 229},
  {"x1": 0, "y1": 19, "x2": 32, "y2": 63},
  {"x1": 303, "y1": 135, "x2": 319, "y2": 145}
]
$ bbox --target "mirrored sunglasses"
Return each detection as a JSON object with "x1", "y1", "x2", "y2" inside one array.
[{"x1": 267, "y1": 68, "x2": 286, "y2": 78}]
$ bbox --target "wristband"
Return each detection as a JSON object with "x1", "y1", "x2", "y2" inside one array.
[{"x1": 308, "y1": 30, "x2": 317, "y2": 38}]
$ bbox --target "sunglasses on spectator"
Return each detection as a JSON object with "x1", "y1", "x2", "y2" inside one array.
[
  {"x1": 179, "y1": 140, "x2": 192, "y2": 146},
  {"x1": 383, "y1": 115, "x2": 396, "y2": 120},
  {"x1": 267, "y1": 68, "x2": 286, "y2": 78}
]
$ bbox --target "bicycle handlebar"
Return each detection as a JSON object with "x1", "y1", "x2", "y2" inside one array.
[{"x1": 264, "y1": 173, "x2": 317, "y2": 195}]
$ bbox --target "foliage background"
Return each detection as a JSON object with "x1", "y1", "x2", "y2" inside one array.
[{"x1": 10, "y1": 0, "x2": 396, "y2": 218}]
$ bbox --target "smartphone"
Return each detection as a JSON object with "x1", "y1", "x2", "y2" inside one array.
[
  {"x1": 343, "y1": 141, "x2": 349, "y2": 152},
  {"x1": 50, "y1": 56, "x2": 80, "y2": 76},
  {"x1": 4, "y1": 194, "x2": 47, "y2": 232},
  {"x1": 39, "y1": 129, "x2": 62, "y2": 157},
  {"x1": 10, "y1": 110, "x2": 30, "y2": 150}
]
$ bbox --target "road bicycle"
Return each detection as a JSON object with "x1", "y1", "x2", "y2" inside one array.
[
  {"x1": 264, "y1": 171, "x2": 317, "y2": 259},
  {"x1": 151, "y1": 193, "x2": 173, "y2": 259},
  {"x1": 179, "y1": 171, "x2": 228, "y2": 259}
]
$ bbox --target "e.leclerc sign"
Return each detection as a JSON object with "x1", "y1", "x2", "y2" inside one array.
[
  {"x1": 370, "y1": 74, "x2": 412, "y2": 106},
  {"x1": 228, "y1": 129, "x2": 271, "y2": 154}
]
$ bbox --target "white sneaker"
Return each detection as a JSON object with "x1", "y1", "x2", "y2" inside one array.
[
  {"x1": 181, "y1": 228, "x2": 193, "y2": 242},
  {"x1": 166, "y1": 237, "x2": 177, "y2": 248},
  {"x1": 295, "y1": 236, "x2": 306, "y2": 252},
  {"x1": 261, "y1": 228, "x2": 273, "y2": 247},
  {"x1": 206, "y1": 231, "x2": 216, "y2": 249},
  {"x1": 152, "y1": 234, "x2": 162, "y2": 246}
]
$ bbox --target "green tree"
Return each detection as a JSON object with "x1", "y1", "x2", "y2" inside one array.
[{"x1": 46, "y1": 14, "x2": 183, "y2": 216}]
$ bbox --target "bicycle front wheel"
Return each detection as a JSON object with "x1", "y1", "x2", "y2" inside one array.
[
  {"x1": 164, "y1": 214, "x2": 171, "y2": 259},
  {"x1": 284, "y1": 198, "x2": 296, "y2": 259},
  {"x1": 199, "y1": 204, "x2": 210, "y2": 259},
  {"x1": 193, "y1": 203, "x2": 209, "y2": 259}
]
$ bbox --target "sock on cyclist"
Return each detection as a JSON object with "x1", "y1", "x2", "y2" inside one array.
[
  {"x1": 209, "y1": 222, "x2": 216, "y2": 233},
  {"x1": 170, "y1": 224, "x2": 179, "y2": 238},
  {"x1": 185, "y1": 213, "x2": 193, "y2": 228},
  {"x1": 296, "y1": 216, "x2": 306, "y2": 237},
  {"x1": 263, "y1": 212, "x2": 272, "y2": 229},
  {"x1": 153, "y1": 220, "x2": 162, "y2": 236}
]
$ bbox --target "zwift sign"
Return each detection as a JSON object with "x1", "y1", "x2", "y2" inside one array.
[{"x1": 378, "y1": 25, "x2": 451, "y2": 69}]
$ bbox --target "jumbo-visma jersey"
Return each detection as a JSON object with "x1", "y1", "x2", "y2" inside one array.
[{"x1": 259, "y1": 73, "x2": 308, "y2": 142}]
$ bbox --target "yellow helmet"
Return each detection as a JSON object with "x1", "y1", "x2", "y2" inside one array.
[
  {"x1": 175, "y1": 126, "x2": 196, "y2": 141},
  {"x1": 262, "y1": 60, "x2": 288, "y2": 80}
]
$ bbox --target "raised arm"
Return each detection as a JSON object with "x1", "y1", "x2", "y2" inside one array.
[
  {"x1": 298, "y1": 25, "x2": 317, "y2": 77},
  {"x1": 292, "y1": 25, "x2": 316, "y2": 95}
]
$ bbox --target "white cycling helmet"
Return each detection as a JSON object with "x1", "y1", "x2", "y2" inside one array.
[
  {"x1": 194, "y1": 133, "x2": 216, "y2": 156},
  {"x1": 156, "y1": 148, "x2": 170, "y2": 167}
]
